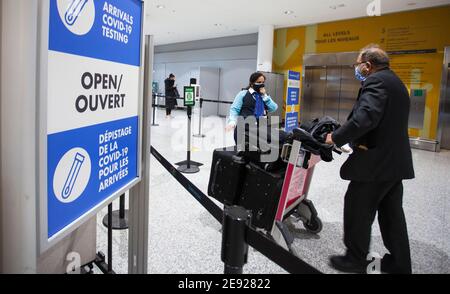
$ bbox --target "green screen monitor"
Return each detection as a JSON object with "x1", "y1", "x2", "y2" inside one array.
[{"x1": 184, "y1": 86, "x2": 195, "y2": 107}]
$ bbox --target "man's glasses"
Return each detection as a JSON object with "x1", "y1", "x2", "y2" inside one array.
[{"x1": 352, "y1": 61, "x2": 368, "y2": 68}]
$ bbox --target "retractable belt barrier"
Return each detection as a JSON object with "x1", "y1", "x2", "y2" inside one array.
[
  {"x1": 150, "y1": 146, "x2": 322, "y2": 274},
  {"x1": 152, "y1": 94, "x2": 233, "y2": 138},
  {"x1": 151, "y1": 146, "x2": 222, "y2": 222},
  {"x1": 152, "y1": 94, "x2": 233, "y2": 104},
  {"x1": 201, "y1": 98, "x2": 233, "y2": 105}
]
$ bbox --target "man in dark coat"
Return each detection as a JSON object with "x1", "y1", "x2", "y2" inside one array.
[
  {"x1": 326, "y1": 45, "x2": 415, "y2": 274},
  {"x1": 164, "y1": 73, "x2": 178, "y2": 118}
]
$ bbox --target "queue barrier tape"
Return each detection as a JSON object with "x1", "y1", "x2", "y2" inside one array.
[
  {"x1": 150, "y1": 146, "x2": 322, "y2": 274},
  {"x1": 153, "y1": 94, "x2": 233, "y2": 104}
]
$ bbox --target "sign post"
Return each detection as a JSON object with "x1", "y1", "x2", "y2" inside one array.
[
  {"x1": 284, "y1": 70, "x2": 301, "y2": 132},
  {"x1": 38, "y1": 0, "x2": 144, "y2": 252},
  {"x1": 175, "y1": 86, "x2": 203, "y2": 173}
]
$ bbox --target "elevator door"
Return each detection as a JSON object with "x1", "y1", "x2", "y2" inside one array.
[
  {"x1": 301, "y1": 66, "x2": 359, "y2": 124},
  {"x1": 339, "y1": 66, "x2": 360, "y2": 121},
  {"x1": 441, "y1": 64, "x2": 450, "y2": 149},
  {"x1": 324, "y1": 66, "x2": 341, "y2": 120},
  {"x1": 303, "y1": 67, "x2": 327, "y2": 120}
]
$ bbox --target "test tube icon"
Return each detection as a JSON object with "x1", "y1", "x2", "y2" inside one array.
[
  {"x1": 65, "y1": 0, "x2": 88, "y2": 26},
  {"x1": 62, "y1": 152, "x2": 85, "y2": 199}
]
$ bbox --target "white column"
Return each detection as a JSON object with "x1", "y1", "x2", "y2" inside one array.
[
  {"x1": 1, "y1": 0, "x2": 39, "y2": 273},
  {"x1": 256, "y1": 25, "x2": 274, "y2": 72}
]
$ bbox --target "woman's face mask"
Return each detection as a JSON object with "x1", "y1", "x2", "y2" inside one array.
[{"x1": 253, "y1": 83, "x2": 265, "y2": 93}]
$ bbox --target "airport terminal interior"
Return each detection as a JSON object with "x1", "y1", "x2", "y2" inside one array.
[{"x1": 1, "y1": 0, "x2": 450, "y2": 275}]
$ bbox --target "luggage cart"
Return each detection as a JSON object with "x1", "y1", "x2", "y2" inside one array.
[
  {"x1": 268, "y1": 139, "x2": 323, "y2": 254},
  {"x1": 208, "y1": 127, "x2": 342, "y2": 256}
]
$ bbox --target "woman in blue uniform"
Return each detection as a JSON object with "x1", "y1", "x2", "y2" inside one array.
[{"x1": 225, "y1": 72, "x2": 278, "y2": 143}]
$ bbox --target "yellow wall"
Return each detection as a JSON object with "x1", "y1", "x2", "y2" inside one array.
[{"x1": 273, "y1": 6, "x2": 450, "y2": 140}]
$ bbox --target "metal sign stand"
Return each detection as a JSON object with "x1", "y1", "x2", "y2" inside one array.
[
  {"x1": 94, "y1": 203, "x2": 116, "y2": 274},
  {"x1": 176, "y1": 106, "x2": 203, "y2": 173},
  {"x1": 127, "y1": 33, "x2": 152, "y2": 274},
  {"x1": 176, "y1": 86, "x2": 202, "y2": 173}
]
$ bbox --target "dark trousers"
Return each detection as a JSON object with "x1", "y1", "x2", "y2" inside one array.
[
  {"x1": 344, "y1": 180, "x2": 412, "y2": 274},
  {"x1": 166, "y1": 107, "x2": 172, "y2": 116}
]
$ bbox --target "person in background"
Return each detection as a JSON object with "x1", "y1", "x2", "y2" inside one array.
[
  {"x1": 164, "y1": 73, "x2": 179, "y2": 118},
  {"x1": 325, "y1": 44, "x2": 414, "y2": 274},
  {"x1": 225, "y1": 72, "x2": 278, "y2": 144}
]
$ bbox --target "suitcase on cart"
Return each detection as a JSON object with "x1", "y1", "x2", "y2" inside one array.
[
  {"x1": 208, "y1": 146, "x2": 287, "y2": 231},
  {"x1": 208, "y1": 147, "x2": 247, "y2": 205},
  {"x1": 238, "y1": 162, "x2": 285, "y2": 231}
]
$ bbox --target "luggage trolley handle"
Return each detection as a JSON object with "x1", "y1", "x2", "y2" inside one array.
[{"x1": 281, "y1": 142, "x2": 311, "y2": 169}]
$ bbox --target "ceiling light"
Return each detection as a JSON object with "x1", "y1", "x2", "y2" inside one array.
[
  {"x1": 330, "y1": 4, "x2": 346, "y2": 10},
  {"x1": 156, "y1": 5, "x2": 165, "y2": 9},
  {"x1": 284, "y1": 10, "x2": 294, "y2": 15}
]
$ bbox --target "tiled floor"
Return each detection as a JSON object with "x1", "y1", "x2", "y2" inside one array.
[{"x1": 96, "y1": 108, "x2": 450, "y2": 274}]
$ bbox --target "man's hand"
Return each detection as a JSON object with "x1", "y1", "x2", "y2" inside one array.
[
  {"x1": 225, "y1": 124, "x2": 235, "y2": 132},
  {"x1": 325, "y1": 133, "x2": 334, "y2": 145}
]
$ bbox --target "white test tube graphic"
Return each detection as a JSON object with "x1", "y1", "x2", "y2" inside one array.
[
  {"x1": 62, "y1": 152, "x2": 85, "y2": 199},
  {"x1": 65, "y1": 0, "x2": 88, "y2": 26}
]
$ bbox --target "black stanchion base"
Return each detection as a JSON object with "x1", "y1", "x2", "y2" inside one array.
[
  {"x1": 94, "y1": 252, "x2": 116, "y2": 274},
  {"x1": 102, "y1": 210, "x2": 129, "y2": 230},
  {"x1": 175, "y1": 160, "x2": 203, "y2": 167},
  {"x1": 224, "y1": 264, "x2": 243, "y2": 274},
  {"x1": 177, "y1": 164, "x2": 200, "y2": 174},
  {"x1": 151, "y1": 123, "x2": 159, "y2": 126},
  {"x1": 193, "y1": 134, "x2": 206, "y2": 138}
]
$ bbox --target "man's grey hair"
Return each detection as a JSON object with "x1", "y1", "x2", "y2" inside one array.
[{"x1": 359, "y1": 44, "x2": 390, "y2": 68}]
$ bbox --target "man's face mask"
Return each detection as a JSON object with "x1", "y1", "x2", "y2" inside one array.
[
  {"x1": 253, "y1": 83, "x2": 265, "y2": 93},
  {"x1": 354, "y1": 65, "x2": 367, "y2": 82}
]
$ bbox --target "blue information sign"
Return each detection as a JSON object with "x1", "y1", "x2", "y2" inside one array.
[
  {"x1": 285, "y1": 70, "x2": 300, "y2": 132},
  {"x1": 45, "y1": 0, "x2": 142, "y2": 239}
]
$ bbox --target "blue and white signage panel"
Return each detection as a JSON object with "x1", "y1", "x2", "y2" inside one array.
[
  {"x1": 288, "y1": 70, "x2": 300, "y2": 81},
  {"x1": 286, "y1": 70, "x2": 300, "y2": 106},
  {"x1": 285, "y1": 112, "x2": 298, "y2": 133},
  {"x1": 287, "y1": 87, "x2": 300, "y2": 106},
  {"x1": 285, "y1": 70, "x2": 300, "y2": 132},
  {"x1": 46, "y1": 0, "x2": 142, "y2": 239}
]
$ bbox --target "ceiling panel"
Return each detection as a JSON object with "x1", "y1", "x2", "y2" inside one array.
[{"x1": 143, "y1": 0, "x2": 450, "y2": 45}]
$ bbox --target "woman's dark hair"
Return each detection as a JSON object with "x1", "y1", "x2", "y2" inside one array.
[
  {"x1": 169, "y1": 73, "x2": 175, "y2": 78},
  {"x1": 246, "y1": 72, "x2": 266, "y2": 89}
]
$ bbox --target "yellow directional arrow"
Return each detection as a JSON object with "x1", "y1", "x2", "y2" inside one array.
[{"x1": 273, "y1": 29, "x2": 300, "y2": 67}]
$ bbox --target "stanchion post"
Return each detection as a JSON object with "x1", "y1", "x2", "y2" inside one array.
[
  {"x1": 107, "y1": 203, "x2": 113, "y2": 273},
  {"x1": 221, "y1": 206, "x2": 251, "y2": 274},
  {"x1": 193, "y1": 98, "x2": 205, "y2": 138},
  {"x1": 119, "y1": 194, "x2": 125, "y2": 219},
  {"x1": 151, "y1": 93, "x2": 159, "y2": 126},
  {"x1": 177, "y1": 106, "x2": 199, "y2": 173},
  {"x1": 187, "y1": 106, "x2": 192, "y2": 169},
  {"x1": 176, "y1": 87, "x2": 203, "y2": 172},
  {"x1": 102, "y1": 193, "x2": 128, "y2": 230}
]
